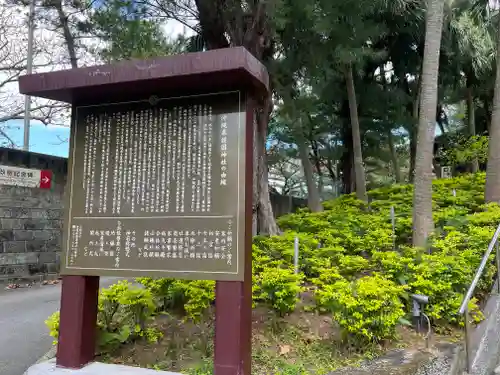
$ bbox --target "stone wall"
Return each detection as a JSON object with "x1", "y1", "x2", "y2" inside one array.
[
  {"x1": 0, "y1": 148, "x2": 67, "y2": 279},
  {"x1": 270, "y1": 192, "x2": 307, "y2": 217}
]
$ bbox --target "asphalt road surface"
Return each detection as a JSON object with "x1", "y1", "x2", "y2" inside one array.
[{"x1": 0, "y1": 277, "x2": 123, "y2": 375}]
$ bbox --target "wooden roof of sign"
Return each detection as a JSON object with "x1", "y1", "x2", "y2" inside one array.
[{"x1": 18, "y1": 47, "x2": 269, "y2": 105}]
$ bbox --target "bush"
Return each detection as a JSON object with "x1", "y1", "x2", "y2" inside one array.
[
  {"x1": 47, "y1": 172, "x2": 500, "y2": 349},
  {"x1": 170, "y1": 280, "x2": 215, "y2": 321},
  {"x1": 315, "y1": 275, "x2": 406, "y2": 343},
  {"x1": 253, "y1": 267, "x2": 304, "y2": 316},
  {"x1": 137, "y1": 277, "x2": 215, "y2": 321},
  {"x1": 46, "y1": 280, "x2": 161, "y2": 352},
  {"x1": 45, "y1": 311, "x2": 60, "y2": 344},
  {"x1": 135, "y1": 277, "x2": 176, "y2": 310}
]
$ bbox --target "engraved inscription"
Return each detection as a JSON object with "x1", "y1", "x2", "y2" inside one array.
[{"x1": 63, "y1": 92, "x2": 245, "y2": 280}]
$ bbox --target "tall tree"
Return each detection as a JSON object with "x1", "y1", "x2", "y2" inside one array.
[
  {"x1": 345, "y1": 64, "x2": 367, "y2": 201},
  {"x1": 412, "y1": 0, "x2": 445, "y2": 247},
  {"x1": 192, "y1": 0, "x2": 279, "y2": 234},
  {"x1": 485, "y1": 12, "x2": 500, "y2": 203}
]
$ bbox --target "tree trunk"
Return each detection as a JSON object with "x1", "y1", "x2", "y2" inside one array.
[
  {"x1": 311, "y1": 140, "x2": 324, "y2": 195},
  {"x1": 297, "y1": 135, "x2": 323, "y2": 212},
  {"x1": 340, "y1": 101, "x2": 354, "y2": 194},
  {"x1": 412, "y1": 0, "x2": 444, "y2": 248},
  {"x1": 467, "y1": 84, "x2": 479, "y2": 173},
  {"x1": 256, "y1": 102, "x2": 280, "y2": 235},
  {"x1": 484, "y1": 96, "x2": 492, "y2": 133},
  {"x1": 388, "y1": 131, "x2": 402, "y2": 183},
  {"x1": 192, "y1": 0, "x2": 279, "y2": 235},
  {"x1": 326, "y1": 158, "x2": 337, "y2": 189},
  {"x1": 409, "y1": 128, "x2": 417, "y2": 183},
  {"x1": 409, "y1": 79, "x2": 421, "y2": 182},
  {"x1": 345, "y1": 64, "x2": 367, "y2": 202},
  {"x1": 485, "y1": 19, "x2": 500, "y2": 203},
  {"x1": 53, "y1": 0, "x2": 78, "y2": 69}
]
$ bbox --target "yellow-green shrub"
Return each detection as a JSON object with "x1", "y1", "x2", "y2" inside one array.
[
  {"x1": 253, "y1": 267, "x2": 304, "y2": 316},
  {"x1": 46, "y1": 172, "x2": 500, "y2": 348},
  {"x1": 136, "y1": 277, "x2": 215, "y2": 321},
  {"x1": 315, "y1": 275, "x2": 406, "y2": 343},
  {"x1": 46, "y1": 280, "x2": 160, "y2": 352}
]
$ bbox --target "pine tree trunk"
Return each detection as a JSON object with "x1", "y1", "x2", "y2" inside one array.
[
  {"x1": 53, "y1": 0, "x2": 78, "y2": 69},
  {"x1": 467, "y1": 84, "x2": 479, "y2": 173},
  {"x1": 255, "y1": 103, "x2": 279, "y2": 235},
  {"x1": 388, "y1": 131, "x2": 402, "y2": 183},
  {"x1": 485, "y1": 18, "x2": 500, "y2": 203},
  {"x1": 345, "y1": 64, "x2": 367, "y2": 202},
  {"x1": 311, "y1": 140, "x2": 324, "y2": 195},
  {"x1": 297, "y1": 135, "x2": 323, "y2": 212},
  {"x1": 340, "y1": 103, "x2": 354, "y2": 194},
  {"x1": 412, "y1": 0, "x2": 444, "y2": 248}
]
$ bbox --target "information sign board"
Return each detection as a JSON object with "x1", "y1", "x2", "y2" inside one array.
[{"x1": 61, "y1": 91, "x2": 246, "y2": 280}]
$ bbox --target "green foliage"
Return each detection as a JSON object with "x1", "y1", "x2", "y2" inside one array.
[
  {"x1": 253, "y1": 267, "x2": 305, "y2": 316},
  {"x1": 171, "y1": 280, "x2": 216, "y2": 321},
  {"x1": 270, "y1": 173, "x2": 496, "y2": 339},
  {"x1": 90, "y1": 0, "x2": 183, "y2": 61},
  {"x1": 438, "y1": 135, "x2": 488, "y2": 167},
  {"x1": 45, "y1": 311, "x2": 60, "y2": 345},
  {"x1": 46, "y1": 173, "x2": 499, "y2": 351},
  {"x1": 137, "y1": 278, "x2": 215, "y2": 321},
  {"x1": 316, "y1": 275, "x2": 406, "y2": 342},
  {"x1": 46, "y1": 280, "x2": 160, "y2": 352}
]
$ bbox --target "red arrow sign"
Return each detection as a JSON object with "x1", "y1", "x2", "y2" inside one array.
[{"x1": 40, "y1": 170, "x2": 52, "y2": 189}]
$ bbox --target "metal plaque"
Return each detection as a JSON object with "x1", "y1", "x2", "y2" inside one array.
[{"x1": 61, "y1": 91, "x2": 247, "y2": 280}]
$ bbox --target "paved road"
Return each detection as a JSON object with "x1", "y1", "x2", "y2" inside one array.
[{"x1": 0, "y1": 277, "x2": 124, "y2": 375}]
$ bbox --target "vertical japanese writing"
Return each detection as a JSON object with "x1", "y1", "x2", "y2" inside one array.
[
  {"x1": 140, "y1": 110, "x2": 146, "y2": 210},
  {"x1": 165, "y1": 109, "x2": 172, "y2": 212},
  {"x1": 174, "y1": 107, "x2": 181, "y2": 212},
  {"x1": 227, "y1": 219, "x2": 233, "y2": 265},
  {"x1": 103, "y1": 114, "x2": 111, "y2": 213},
  {"x1": 88, "y1": 114, "x2": 97, "y2": 214},
  {"x1": 195, "y1": 105, "x2": 202, "y2": 212},
  {"x1": 207, "y1": 106, "x2": 213, "y2": 211},
  {"x1": 220, "y1": 113, "x2": 228, "y2": 188},
  {"x1": 150, "y1": 108, "x2": 158, "y2": 212},
  {"x1": 69, "y1": 224, "x2": 82, "y2": 265},
  {"x1": 125, "y1": 111, "x2": 133, "y2": 208},
  {"x1": 83, "y1": 116, "x2": 90, "y2": 214},
  {"x1": 115, "y1": 221, "x2": 122, "y2": 268},
  {"x1": 220, "y1": 114, "x2": 227, "y2": 186},
  {"x1": 179, "y1": 107, "x2": 187, "y2": 212},
  {"x1": 117, "y1": 113, "x2": 124, "y2": 214},
  {"x1": 201, "y1": 105, "x2": 207, "y2": 212},
  {"x1": 131, "y1": 112, "x2": 139, "y2": 214},
  {"x1": 124, "y1": 230, "x2": 136, "y2": 258}
]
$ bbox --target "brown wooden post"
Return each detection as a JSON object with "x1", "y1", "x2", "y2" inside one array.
[
  {"x1": 214, "y1": 101, "x2": 255, "y2": 375},
  {"x1": 56, "y1": 275, "x2": 99, "y2": 368}
]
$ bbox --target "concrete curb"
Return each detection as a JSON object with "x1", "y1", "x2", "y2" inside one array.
[
  {"x1": 1, "y1": 273, "x2": 60, "y2": 287},
  {"x1": 34, "y1": 346, "x2": 57, "y2": 365},
  {"x1": 446, "y1": 345, "x2": 465, "y2": 375}
]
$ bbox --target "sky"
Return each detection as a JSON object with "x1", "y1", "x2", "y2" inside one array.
[{"x1": 4, "y1": 119, "x2": 70, "y2": 157}]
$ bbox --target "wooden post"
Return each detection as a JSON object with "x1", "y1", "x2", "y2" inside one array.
[
  {"x1": 56, "y1": 275, "x2": 99, "y2": 368},
  {"x1": 214, "y1": 101, "x2": 255, "y2": 375}
]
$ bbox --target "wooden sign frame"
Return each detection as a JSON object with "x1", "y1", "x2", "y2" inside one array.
[{"x1": 19, "y1": 47, "x2": 268, "y2": 375}]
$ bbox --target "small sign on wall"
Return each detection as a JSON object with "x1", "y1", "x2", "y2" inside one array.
[{"x1": 0, "y1": 165, "x2": 52, "y2": 188}]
